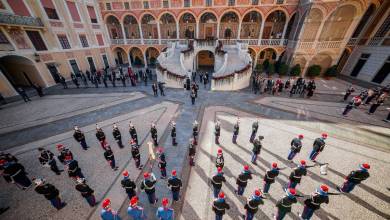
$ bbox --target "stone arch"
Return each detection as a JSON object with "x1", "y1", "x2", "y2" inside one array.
[
  {"x1": 199, "y1": 12, "x2": 218, "y2": 39},
  {"x1": 240, "y1": 10, "x2": 263, "y2": 39},
  {"x1": 129, "y1": 47, "x2": 144, "y2": 67},
  {"x1": 159, "y1": 13, "x2": 177, "y2": 39},
  {"x1": 106, "y1": 15, "x2": 123, "y2": 39},
  {"x1": 300, "y1": 8, "x2": 323, "y2": 42},
  {"x1": 219, "y1": 11, "x2": 240, "y2": 39},
  {"x1": 319, "y1": 4, "x2": 358, "y2": 41},
  {"x1": 308, "y1": 53, "x2": 333, "y2": 75},
  {"x1": 351, "y1": 4, "x2": 376, "y2": 38},
  {"x1": 145, "y1": 47, "x2": 160, "y2": 67},
  {"x1": 113, "y1": 47, "x2": 127, "y2": 65},
  {"x1": 248, "y1": 47, "x2": 257, "y2": 66},
  {"x1": 179, "y1": 12, "x2": 196, "y2": 39},
  {"x1": 257, "y1": 48, "x2": 277, "y2": 64},
  {"x1": 262, "y1": 10, "x2": 287, "y2": 39},
  {"x1": 123, "y1": 14, "x2": 140, "y2": 39},
  {"x1": 196, "y1": 50, "x2": 215, "y2": 71},
  {"x1": 141, "y1": 13, "x2": 158, "y2": 39},
  {"x1": 292, "y1": 54, "x2": 307, "y2": 69}
]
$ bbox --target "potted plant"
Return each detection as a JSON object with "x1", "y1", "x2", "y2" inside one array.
[
  {"x1": 306, "y1": 65, "x2": 321, "y2": 78},
  {"x1": 255, "y1": 63, "x2": 263, "y2": 74},
  {"x1": 290, "y1": 64, "x2": 301, "y2": 77},
  {"x1": 267, "y1": 63, "x2": 275, "y2": 76},
  {"x1": 278, "y1": 63, "x2": 289, "y2": 76},
  {"x1": 324, "y1": 65, "x2": 338, "y2": 79},
  {"x1": 263, "y1": 59, "x2": 270, "y2": 72}
]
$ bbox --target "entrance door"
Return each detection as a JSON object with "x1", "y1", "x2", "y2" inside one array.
[
  {"x1": 117, "y1": 52, "x2": 123, "y2": 65},
  {"x1": 87, "y1": 57, "x2": 96, "y2": 72},
  {"x1": 69, "y1": 59, "x2": 80, "y2": 75},
  {"x1": 102, "y1": 54, "x2": 109, "y2": 68},
  {"x1": 46, "y1": 63, "x2": 60, "y2": 83},
  {"x1": 371, "y1": 56, "x2": 390, "y2": 84}
]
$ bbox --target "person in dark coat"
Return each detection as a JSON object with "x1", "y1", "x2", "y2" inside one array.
[
  {"x1": 0, "y1": 159, "x2": 32, "y2": 189},
  {"x1": 287, "y1": 160, "x2": 315, "y2": 189},
  {"x1": 191, "y1": 89, "x2": 196, "y2": 105},
  {"x1": 274, "y1": 188, "x2": 299, "y2": 220},
  {"x1": 33, "y1": 83, "x2": 44, "y2": 97},
  {"x1": 309, "y1": 133, "x2": 327, "y2": 162},
  {"x1": 33, "y1": 178, "x2": 65, "y2": 210},
  {"x1": 75, "y1": 177, "x2": 96, "y2": 207},
  {"x1": 130, "y1": 139, "x2": 143, "y2": 169},
  {"x1": 38, "y1": 147, "x2": 61, "y2": 175},
  {"x1": 211, "y1": 167, "x2": 226, "y2": 198},
  {"x1": 81, "y1": 73, "x2": 88, "y2": 88},
  {"x1": 338, "y1": 163, "x2": 370, "y2": 193},
  {"x1": 342, "y1": 95, "x2": 362, "y2": 116},
  {"x1": 157, "y1": 148, "x2": 167, "y2": 179},
  {"x1": 152, "y1": 83, "x2": 158, "y2": 96},
  {"x1": 171, "y1": 121, "x2": 177, "y2": 146},
  {"x1": 343, "y1": 85, "x2": 355, "y2": 101},
  {"x1": 300, "y1": 185, "x2": 329, "y2": 219},
  {"x1": 263, "y1": 162, "x2": 285, "y2": 195},
  {"x1": 306, "y1": 80, "x2": 316, "y2": 98},
  {"x1": 192, "y1": 120, "x2": 199, "y2": 145},
  {"x1": 71, "y1": 72, "x2": 79, "y2": 88},
  {"x1": 249, "y1": 120, "x2": 259, "y2": 143},
  {"x1": 112, "y1": 124, "x2": 124, "y2": 148},
  {"x1": 232, "y1": 118, "x2": 240, "y2": 144},
  {"x1": 368, "y1": 96, "x2": 385, "y2": 114},
  {"x1": 73, "y1": 126, "x2": 88, "y2": 150},
  {"x1": 59, "y1": 75, "x2": 68, "y2": 89},
  {"x1": 103, "y1": 146, "x2": 118, "y2": 170},
  {"x1": 251, "y1": 135, "x2": 263, "y2": 165},
  {"x1": 214, "y1": 120, "x2": 221, "y2": 145},
  {"x1": 188, "y1": 138, "x2": 196, "y2": 166},
  {"x1": 95, "y1": 125, "x2": 108, "y2": 150},
  {"x1": 65, "y1": 157, "x2": 84, "y2": 180},
  {"x1": 121, "y1": 170, "x2": 136, "y2": 199},
  {"x1": 158, "y1": 82, "x2": 165, "y2": 96},
  {"x1": 212, "y1": 192, "x2": 230, "y2": 220},
  {"x1": 0, "y1": 152, "x2": 18, "y2": 164},
  {"x1": 129, "y1": 122, "x2": 138, "y2": 145},
  {"x1": 56, "y1": 144, "x2": 73, "y2": 165},
  {"x1": 16, "y1": 87, "x2": 31, "y2": 102},
  {"x1": 243, "y1": 189, "x2": 264, "y2": 220},
  {"x1": 235, "y1": 165, "x2": 252, "y2": 196},
  {"x1": 215, "y1": 148, "x2": 224, "y2": 169},
  {"x1": 140, "y1": 172, "x2": 158, "y2": 204},
  {"x1": 167, "y1": 170, "x2": 182, "y2": 202},
  {"x1": 111, "y1": 71, "x2": 116, "y2": 87},
  {"x1": 287, "y1": 134, "x2": 304, "y2": 161},
  {"x1": 151, "y1": 123, "x2": 158, "y2": 146},
  {"x1": 102, "y1": 72, "x2": 108, "y2": 88}
]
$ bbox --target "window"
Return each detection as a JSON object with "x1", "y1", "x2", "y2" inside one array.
[
  {"x1": 143, "y1": 1, "x2": 149, "y2": 9},
  {"x1": 41, "y1": 0, "x2": 59, "y2": 19},
  {"x1": 96, "y1": 34, "x2": 104, "y2": 46},
  {"x1": 87, "y1": 6, "x2": 98, "y2": 23},
  {"x1": 374, "y1": 15, "x2": 390, "y2": 38},
  {"x1": 276, "y1": 0, "x2": 284, "y2": 4},
  {"x1": 0, "y1": 30, "x2": 9, "y2": 44},
  {"x1": 124, "y1": 2, "x2": 130, "y2": 9},
  {"x1": 372, "y1": 56, "x2": 390, "y2": 84},
  {"x1": 350, "y1": 53, "x2": 370, "y2": 77},
  {"x1": 58, "y1": 35, "x2": 71, "y2": 49},
  {"x1": 26, "y1": 31, "x2": 47, "y2": 51},
  {"x1": 205, "y1": 0, "x2": 212, "y2": 7},
  {"x1": 69, "y1": 59, "x2": 80, "y2": 74},
  {"x1": 79, "y1": 35, "x2": 89, "y2": 47},
  {"x1": 251, "y1": 0, "x2": 258, "y2": 5},
  {"x1": 66, "y1": 1, "x2": 81, "y2": 22},
  {"x1": 228, "y1": 0, "x2": 235, "y2": 6},
  {"x1": 7, "y1": 0, "x2": 30, "y2": 16},
  {"x1": 163, "y1": 0, "x2": 169, "y2": 8},
  {"x1": 184, "y1": 0, "x2": 190, "y2": 7},
  {"x1": 105, "y1": 3, "x2": 111, "y2": 10}
]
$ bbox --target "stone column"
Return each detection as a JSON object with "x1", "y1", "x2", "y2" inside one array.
[
  {"x1": 120, "y1": 23, "x2": 126, "y2": 43},
  {"x1": 216, "y1": 22, "x2": 220, "y2": 39},
  {"x1": 258, "y1": 20, "x2": 265, "y2": 45},
  {"x1": 176, "y1": 21, "x2": 180, "y2": 40},
  {"x1": 280, "y1": 21, "x2": 289, "y2": 45},
  {"x1": 237, "y1": 21, "x2": 242, "y2": 39},
  {"x1": 157, "y1": 23, "x2": 162, "y2": 44},
  {"x1": 143, "y1": 51, "x2": 148, "y2": 68},
  {"x1": 196, "y1": 21, "x2": 199, "y2": 38},
  {"x1": 139, "y1": 24, "x2": 144, "y2": 44}
]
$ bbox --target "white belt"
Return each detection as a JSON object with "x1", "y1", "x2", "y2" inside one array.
[{"x1": 213, "y1": 205, "x2": 225, "y2": 211}]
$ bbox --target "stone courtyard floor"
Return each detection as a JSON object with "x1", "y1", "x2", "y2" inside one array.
[{"x1": 0, "y1": 78, "x2": 389, "y2": 220}]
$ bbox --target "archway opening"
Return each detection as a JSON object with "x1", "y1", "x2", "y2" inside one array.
[
  {"x1": 308, "y1": 53, "x2": 333, "y2": 75},
  {"x1": 199, "y1": 12, "x2": 217, "y2": 39},
  {"x1": 219, "y1": 12, "x2": 239, "y2": 39},
  {"x1": 300, "y1": 8, "x2": 323, "y2": 42},
  {"x1": 129, "y1": 47, "x2": 144, "y2": 67},
  {"x1": 351, "y1": 4, "x2": 376, "y2": 38},
  {"x1": 319, "y1": 5, "x2": 357, "y2": 41},
  {"x1": 160, "y1": 13, "x2": 177, "y2": 39},
  {"x1": 257, "y1": 48, "x2": 277, "y2": 65},
  {"x1": 196, "y1": 50, "x2": 215, "y2": 73},
  {"x1": 114, "y1": 47, "x2": 127, "y2": 65},
  {"x1": 0, "y1": 55, "x2": 45, "y2": 90},
  {"x1": 106, "y1": 15, "x2": 123, "y2": 39},
  {"x1": 124, "y1": 15, "x2": 140, "y2": 39},
  {"x1": 248, "y1": 48, "x2": 256, "y2": 67},
  {"x1": 241, "y1": 11, "x2": 262, "y2": 39},
  {"x1": 180, "y1": 13, "x2": 196, "y2": 39},
  {"x1": 141, "y1": 14, "x2": 158, "y2": 39},
  {"x1": 263, "y1": 10, "x2": 286, "y2": 39},
  {"x1": 145, "y1": 47, "x2": 159, "y2": 67}
]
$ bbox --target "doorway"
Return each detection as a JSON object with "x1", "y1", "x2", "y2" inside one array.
[
  {"x1": 46, "y1": 63, "x2": 60, "y2": 83},
  {"x1": 87, "y1": 57, "x2": 96, "y2": 72},
  {"x1": 197, "y1": 50, "x2": 215, "y2": 71},
  {"x1": 69, "y1": 59, "x2": 80, "y2": 75}
]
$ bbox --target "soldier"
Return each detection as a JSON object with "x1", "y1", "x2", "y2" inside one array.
[
  {"x1": 121, "y1": 170, "x2": 137, "y2": 199},
  {"x1": 157, "y1": 148, "x2": 167, "y2": 179},
  {"x1": 104, "y1": 146, "x2": 118, "y2": 171},
  {"x1": 235, "y1": 165, "x2": 252, "y2": 196},
  {"x1": 128, "y1": 196, "x2": 146, "y2": 220},
  {"x1": 300, "y1": 185, "x2": 329, "y2": 219},
  {"x1": 130, "y1": 139, "x2": 143, "y2": 169},
  {"x1": 214, "y1": 120, "x2": 221, "y2": 145},
  {"x1": 263, "y1": 162, "x2": 284, "y2": 195},
  {"x1": 243, "y1": 189, "x2": 264, "y2": 220},
  {"x1": 56, "y1": 144, "x2": 73, "y2": 165},
  {"x1": 215, "y1": 148, "x2": 224, "y2": 169},
  {"x1": 96, "y1": 125, "x2": 108, "y2": 150},
  {"x1": 337, "y1": 163, "x2": 370, "y2": 193},
  {"x1": 287, "y1": 160, "x2": 315, "y2": 189},
  {"x1": 171, "y1": 121, "x2": 177, "y2": 146},
  {"x1": 33, "y1": 178, "x2": 66, "y2": 210},
  {"x1": 168, "y1": 170, "x2": 182, "y2": 202},
  {"x1": 75, "y1": 177, "x2": 96, "y2": 207},
  {"x1": 192, "y1": 120, "x2": 199, "y2": 145},
  {"x1": 101, "y1": 198, "x2": 121, "y2": 220},
  {"x1": 0, "y1": 151, "x2": 18, "y2": 164},
  {"x1": 191, "y1": 89, "x2": 196, "y2": 105},
  {"x1": 152, "y1": 83, "x2": 158, "y2": 96},
  {"x1": 65, "y1": 156, "x2": 85, "y2": 180},
  {"x1": 0, "y1": 159, "x2": 32, "y2": 189},
  {"x1": 156, "y1": 198, "x2": 174, "y2": 220},
  {"x1": 287, "y1": 134, "x2": 304, "y2": 162},
  {"x1": 73, "y1": 126, "x2": 88, "y2": 150},
  {"x1": 112, "y1": 123, "x2": 124, "y2": 149},
  {"x1": 211, "y1": 167, "x2": 226, "y2": 198},
  {"x1": 232, "y1": 118, "x2": 240, "y2": 144},
  {"x1": 251, "y1": 135, "x2": 264, "y2": 165},
  {"x1": 129, "y1": 122, "x2": 138, "y2": 145},
  {"x1": 38, "y1": 147, "x2": 61, "y2": 175},
  {"x1": 140, "y1": 172, "x2": 158, "y2": 204},
  {"x1": 151, "y1": 123, "x2": 158, "y2": 146},
  {"x1": 213, "y1": 192, "x2": 230, "y2": 220},
  {"x1": 343, "y1": 85, "x2": 355, "y2": 101},
  {"x1": 309, "y1": 133, "x2": 327, "y2": 162},
  {"x1": 188, "y1": 138, "x2": 196, "y2": 166},
  {"x1": 274, "y1": 188, "x2": 299, "y2": 220},
  {"x1": 249, "y1": 119, "x2": 259, "y2": 143}
]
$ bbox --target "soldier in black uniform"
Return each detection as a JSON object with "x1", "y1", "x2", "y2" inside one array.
[
  {"x1": 232, "y1": 118, "x2": 240, "y2": 144},
  {"x1": 263, "y1": 162, "x2": 285, "y2": 195},
  {"x1": 251, "y1": 135, "x2": 264, "y2": 165},
  {"x1": 112, "y1": 123, "x2": 124, "y2": 148},
  {"x1": 151, "y1": 123, "x2": 158, "y2": 146},
  {"x1": 152, "y1": 83, "x2": 158, "y2": 96},
  {"x1": 211, "y1": 167, "x2": 226, "y2": 198},
  {"x1": 274, "y1": 188, "x2": 299, "y2": 220},
  {"x1": 38, "y1": 147, "x2": 61, "y2": 175},
  {"x1": 215, "y1": 148, "x2": 224, "y2": 169},
  {"x1": 188, "y1": 138, "x2": 196, "y2": 166},
  {"x1": 56, "y1": 144, "x2": 73, "y2": 165},
  {"x1": 129, "y1": 122, "x2": 138, "y2": 145},
  {"x1": 75, "y1": 177, "x2": 96, "y2": 207},
  {"x1": 96, "y1": 125, "x2": 108, "y2": 150},
  {"x1": 130, "y1": 139, "x2": 143, "y2": 169},
  {"x1": 235, "y1": 165, "x2": 252, "y2": 196},
  {"x1": 287, "y1": 160, "x2": 315, "y2": 189},
  {"x1": 33, "y1": 178, "x2": 65, "y2": 210},
  {"x1": 104, "y1": 146, "x2": 118, "y2": 170},
  {"x1": 171, "y1": 121, "x2": 177, "y2": 146},
  {"x1": 300, "y1": 185, "x2": 329, "y2": 219},
  {"x1": 287, "y1": 134, "x2": 304, "y2": 161},
  {"x1": 215, "y1": 120, "x2": 221, "y2": 145},
  {"x1": 192, "y1": 120, "x2": 199, "y2": 145},
  {"x1": 168, "y1": 170, "x2": 182, "y2": 202},
  {"x1": 157, "y1": 148, "x2": 167, "y2": 179},
  {"x1": 212, "y1": 192, "x2": 230, "y2": 220},
  {"x1": 121, "y1": 170, "x2": 137, "y2": 199},
  {"x1": 0, "y1": 151, "x2": 18, "y2": 164},
  {"x1": 140, "y1": 172, "x2": 158, "y2": 204},
  {"x1": 338, "y1": 163, "x2": 370, "y2": 193},
  {"x1": 65, "y1": 157, "x2": 85, "y2": 180},
  {"x1": 243, "y1": 189, "x2": 264, "y2": 220},
  {"x1": 73, "y1": 126, "x2": 88, "y2": 150},
  {"x1": 309, "y1": 133, "x2": 327, "y2": 162},
  {"x1": 0, "y1": 159, "x2": 32, "y2": 189},
  {"x1": 249, "y1": 120, "x2": 259, "y2": 143}
]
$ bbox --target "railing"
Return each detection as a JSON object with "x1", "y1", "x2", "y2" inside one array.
[
  {"x1": 316, "y1": 41, "x2": 342, "y2": 49},
  {"x1": 126, "y1": 39, "x2": 142, "y2": 44},
  {"x1": 347, "y1": 38, "x2": 358, "y2": 46},
  {"x1": 144, "y1": 39, "x2": 159, "y2": 44},
  {"x1": 161, "y1": 39, "x2": 178, "y2": 45},
  {"x1": 368, "y1": 37, "x2": 383, "y2": 46},
  {"x1": 298, "y1": 42, "x2": 314, "y2": 49},
  {"x1": 239, "y1": 39, "x2": 259, "y2": 45},
  {"x1": 219, "y1": 39, "x2": 237, "y2": 45},
  {"x1": 0, "y1": 13, "x2": 44, "y2": 27},
  {"x1": 111, "y1": 39, "x2": 124, "y2": 45},
  {"x1": 194, "y1": 39, "x2": 216, "y2": 47},
  {"x1": 260, "y1": 39, "x2": 282, "y2": 46}
]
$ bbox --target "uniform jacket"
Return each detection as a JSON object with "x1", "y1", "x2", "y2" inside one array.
[
  {"x1": 252, "y1": 140, "x2": 262, "y2": 154},
  {"x1": 289, "y1": 167, "x2": 307, "y2": 183},
  {"x1": 112, "y1": 128, "x2": 121, "y2": 141},
  {"x1": 96, "y1": 130, "x2": 106, "y2": 141},
  {"x1": 57, "y1": 149, "x2": 73, "y2": 164},
  {"x1": 140, "y1": 178, "x2": 157, "y2": 194},
  {"x1": 264, "y1": 169, "x2": 280, "y2": 184},
  {"x1": 233, "y1": 124, "x2": 239, "y2": 135},
  {"x1": 156, "y1": 207, "x2": 174, "y2": 220},
  {"x1": 290, "y1": 138, "x2": 302, "y2": 153},
  {"x1": 127, "y1": 206, "x2": 145, "y2": 220},
  {"x1": 188, "y1": 144, "x2": 196, "y2": 156},
  {"x1": 244, "y1": 196, "x2": 264, "y2": 214},
  {"x1": 211, "y1": 174, "x2": 226, "y2": 189},
  {"x1": 304, "y1": 193, "x2": 329, "y2": 210},
  {"x1": 104, "y1": 149, "x2": 115, "y2": 161},
  {"x1": 212, "y1": 198, "x2": 230, "y2": 215},
  {"x1": 73, "y1": 131, "x2": 85, "y2": 142},
  {"x1": 35, "y1": 183, "x2": 59, "y2": 200},
  {"x1": 276, "y1": 196, "x2": 297, "y2": 212},
  {"x1": 101, "y1": 209, "x2": 121, "y2": 220},
  {"x1": 75, "y1": 183, "x2": 94, "y2": 197},
  {"x1": 158, "y1": 154, "x2": 167, "y2": 169},
  {"x1": 236, "y1": 171, "x2": 252, "y2": 187},
  {"x1": 131, "y1": 146, "x2": 140, "y2": 158},
  {"x1": 67, "y1": 160, "x2": 81, "y2": 177},
  {"x1": 215, "y1": 155, "x2": 224, "y2": 168},
  {"x1": 39, "y1": 150, "x2": 55, "y2": 165},
  {"x1": 121, "y1": 178, "x2": 136, "y2": 194},
  {"x1": 215, "y1": 125, "x2": 221, "y2": 136},
  {"x1": 346, "y1": 170, "x2": 370, "y2": 184},
  {"x1": 129, "y1": 127, "x2": 137, "y2": 138},
  {"x1": 168, "y1": 176, "x2": 182, "y2": 192},
  {"x1": 313, "y1": 138, "x2": 325, "y2": 152},
  {"x1": 2, "y1": 163, "x2": 27, "y2": 182},
  {"x1": 171, "y1": 127, "x2": 176, "y2": 137},
  {"x1": 151, "y1": 127, "x2": 158, "y2": 137},
  {"x1": 252, "y1": 122, "x2": 258, "y2": 133}
]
